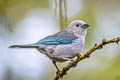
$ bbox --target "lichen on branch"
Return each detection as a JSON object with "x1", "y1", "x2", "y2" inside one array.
[{"x1": 54, "y1": 37, "x2": 120, "y2": 80}]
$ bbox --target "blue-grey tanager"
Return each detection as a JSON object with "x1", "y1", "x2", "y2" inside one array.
[{"x1": 9, "y1": 20, "x2": 89, "y2": 76}]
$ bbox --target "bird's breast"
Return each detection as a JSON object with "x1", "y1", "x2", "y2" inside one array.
[{"x1": 72, "y1": 36, "x2": 85, "y2": 51}]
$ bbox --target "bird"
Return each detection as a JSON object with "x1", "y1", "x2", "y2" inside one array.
[{"x1": 9, "y1": 20, "x2": 89, "y2": 77}]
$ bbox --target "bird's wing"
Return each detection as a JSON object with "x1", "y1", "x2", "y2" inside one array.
[{"x1": 36, "y1": 30, "x2": 78, "y2": 45}]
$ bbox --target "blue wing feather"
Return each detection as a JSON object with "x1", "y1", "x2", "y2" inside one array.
[{"x1": 36, "y1": 30, "x2": 78, "y2": 45}]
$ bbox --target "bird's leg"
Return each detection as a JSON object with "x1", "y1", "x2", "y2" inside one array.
[{"x1": 52, "y1": 61, "x2": 61, "y2": 77}]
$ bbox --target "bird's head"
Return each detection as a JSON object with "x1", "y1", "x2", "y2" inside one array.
[{"x1": 66, "y1": 20, "x2": 89, "y2": 37}]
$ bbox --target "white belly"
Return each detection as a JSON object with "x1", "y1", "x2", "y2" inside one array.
[
  {"x1": 37, "y1": 37, "x2": 85, "y2": 62},
  {"x1": 53, "y1": 38, "x2": 84, "y2": 59}
]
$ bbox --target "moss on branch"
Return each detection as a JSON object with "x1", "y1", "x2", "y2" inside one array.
[{"x1": 54, "y1": 37, "x2": 120, "y2": 80}]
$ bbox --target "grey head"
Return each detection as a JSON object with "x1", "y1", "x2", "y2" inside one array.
[{"x1": 65, "y1": 20, "x2": 89, "y2": 37}]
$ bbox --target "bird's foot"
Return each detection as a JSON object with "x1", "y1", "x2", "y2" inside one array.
[
  {"x1": 69, "y1": 60, "x2": 77, "y2": 68},
  {"x1": 56, "y1": 70, "x2": 62, "y2": 78}
]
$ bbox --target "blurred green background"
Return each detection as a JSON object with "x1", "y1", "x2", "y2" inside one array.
[{"x1": 0, "y1": 0, "x2": 120, "y2": 80}]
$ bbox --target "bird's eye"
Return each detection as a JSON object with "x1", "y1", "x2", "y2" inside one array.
[{"x1": 76, "y1": 24, "x2": 79, "y2": 27}]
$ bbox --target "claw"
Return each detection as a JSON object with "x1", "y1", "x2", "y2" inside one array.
[
  {"x1": 56, "y1": 70, "x2": 62, "y2": 78},
  {"x1": 52, "y1": 61, "x2": 62, "y2": 78}
]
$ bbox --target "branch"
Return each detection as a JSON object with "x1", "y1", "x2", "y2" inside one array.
[{"x1": 54, "y1": 37, "x2": 120, "y2": 80}]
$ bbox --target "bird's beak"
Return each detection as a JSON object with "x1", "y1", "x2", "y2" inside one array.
[{"x1": 83, "y1": 24, "x2": 89, "y2": 28}]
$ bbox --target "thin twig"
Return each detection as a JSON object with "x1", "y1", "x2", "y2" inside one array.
[
  {"x1": 64, "y1": 0, "x2": 67, "y2": 25},
  {"x1": 54, "y1": 0, "x2": 57, "y2": 17},
  {"x1": 59, "y1": 0, "x2": 64, "y2": 30},
  {"x1": 54, "y1": 37, "x2": 120, "y2": 80}
]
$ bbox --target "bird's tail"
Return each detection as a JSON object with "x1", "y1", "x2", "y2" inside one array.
[{"x1": 9, "y1": 44, "x2": 39, "y2": 48}]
